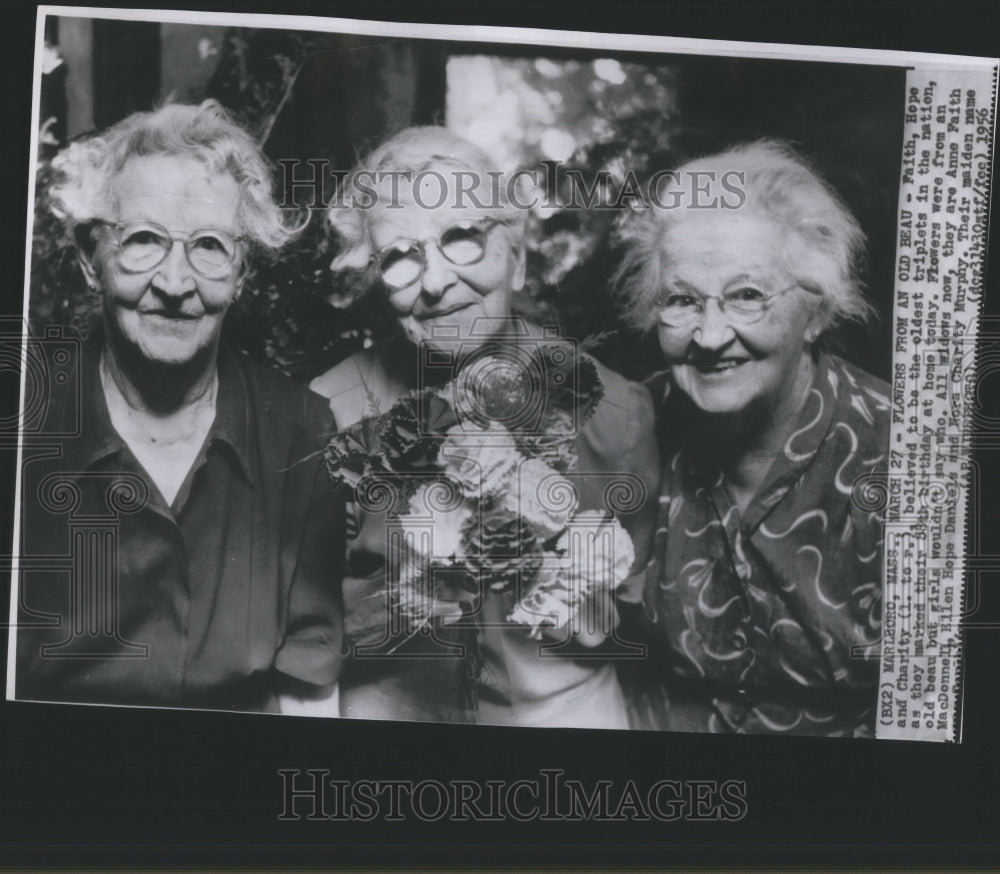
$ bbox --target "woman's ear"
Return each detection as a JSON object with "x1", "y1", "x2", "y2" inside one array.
[
  {"x1": 802, "y1": 290, "x2": 831, "y2": 345},
  {"x1": 234, "y1": 256, "x2": 250, "y2": 298},
  {"x1": 804, "y1": 321, "x2": 827, "y2": 346},
  {"x1": 78, "y1": 254, "x2": 99, "y2": 290},
  {"x1": 75, "y1": 227, "x2": 101, "y2": 291},
  {"x1": 510, "y1": 241, "x2": 527, "y2": 292}
]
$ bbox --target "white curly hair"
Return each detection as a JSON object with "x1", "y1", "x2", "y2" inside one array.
[
  {"x1": 615, "y1": 139, "x2": 874, "y2": 336},
  {"x1": 48, "y1": 99, "x2": 302, "y2": 253},
  {"x1": 327, "y1": 126, "x2": 529, "y2": 277}
]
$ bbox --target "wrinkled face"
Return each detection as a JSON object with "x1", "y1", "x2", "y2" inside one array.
[
  {"x1": 655, "y1": 212, "x2": 821, "y2": 417},
  {"x1": 85, "y1": 154, "x2": 245, "y2": 370},
  {"x1": 367, "y1": 188, "x2": 525, "y2": 353}
]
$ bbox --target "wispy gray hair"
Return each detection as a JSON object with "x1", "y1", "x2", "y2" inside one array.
[
  {"x1": 615, "y1": 139, "x2": 873, "y2": 335},
  {"x1": 327, "y1": 125, "x2": 528, "y2": 277},
  {"x1": 48, "y1": 99, "x2": 302, "y2": 253}
]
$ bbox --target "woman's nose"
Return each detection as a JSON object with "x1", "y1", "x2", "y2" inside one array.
[
  {"x1": 419, "y1": 243, "x2": 456, "y2": 300},
  {"x1": 692, "y1": 297, "x2": 736, "y2": 350},
  {"x1": 152, "y1": 241, "x2": 197, "y2": 299}
]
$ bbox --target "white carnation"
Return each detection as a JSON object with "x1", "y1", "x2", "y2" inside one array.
[
  {"x1": 439, "y1": 422, "x2": 519, "y2": 499},
  {"x1": 507, "y1": 512, "x2": 635, "y2": 638},
  {"x1": 502, "y1": 458, "x2": 578, "y2": 540},
  {"x1": 400, "y1": 484, "x2": 473, "y2": 562}
]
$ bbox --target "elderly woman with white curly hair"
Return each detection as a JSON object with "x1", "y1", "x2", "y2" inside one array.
[
  {"x1": 16, "y1": 101, "x2": 345, "y2": 713},
  {"x1": 311, "y1": 126, "x2": 660, "y2": 728},
  {"x1": 617, "y1": 140, "x2": 890, "y2": 737}
]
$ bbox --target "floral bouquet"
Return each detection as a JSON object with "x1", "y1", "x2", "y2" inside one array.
[{"x1": 324, "y1": 344, "x2": 636, "y2": 645}]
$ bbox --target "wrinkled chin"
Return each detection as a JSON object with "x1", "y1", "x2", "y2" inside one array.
[
  {"x1": 673, "y1": 363, "x2": 765, "y2": 416},
  {"x1": 105, "y1": 309, "x2": 220, "y2": 384},
  {"x1": 687, "y1": 387, "x2": 755, "y2": 417}
]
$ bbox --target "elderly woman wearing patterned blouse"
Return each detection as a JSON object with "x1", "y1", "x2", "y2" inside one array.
[{"x1": 616, "y1": 140, "x2": 889, "y2": 737}]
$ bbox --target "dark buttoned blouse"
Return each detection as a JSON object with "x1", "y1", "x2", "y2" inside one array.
[{"x1": 15, "y1": 336, "x2": 345, "y2": 712}]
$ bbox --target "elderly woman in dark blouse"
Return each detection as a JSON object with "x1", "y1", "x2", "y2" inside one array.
[
  {"x1": 617, "y1": 140, "x2": 889, "y2": 736},
  {"x1": 15, "y1": 101, "x2": 344, "y2": 714}
]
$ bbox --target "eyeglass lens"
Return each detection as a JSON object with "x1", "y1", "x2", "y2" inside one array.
[
  {"x1": 377, "y1": 223, "x2": 491, "y2": 289},
  {"x1": 117, "y1": 222, "x2": 238, "y2": 278},
  {"x1": 658, "y1": 287, "x2": 775, "y2": 327}
]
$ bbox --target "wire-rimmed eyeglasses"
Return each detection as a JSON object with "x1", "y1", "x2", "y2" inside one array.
[
  {"x1": 371, "y1": 219, "x2": 502, "y2": 291},
  {"x1": 656, "y1": 283, "x2": 808, "y2": 329},
  {"x1": 94, "y1": 220, "x2": 246, "y2": 280}
]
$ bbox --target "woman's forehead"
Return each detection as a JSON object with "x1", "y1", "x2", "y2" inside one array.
[
  {"x1": 367, "y1": 197, "x2": 503, "y2": 244},
  {"x1": 111, "y1": 154, "x2": 240, "y2": 227},
  {"x1": 661, "y1": 212, "x2": 786, "y2": 279}
]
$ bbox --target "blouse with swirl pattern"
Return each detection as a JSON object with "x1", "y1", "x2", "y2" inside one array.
[{"x1": 634, "y1": 353, "x2": 890, "y2": 737}]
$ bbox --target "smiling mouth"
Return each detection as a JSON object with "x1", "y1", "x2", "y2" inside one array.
[
  {"x1": 690, "y1": 358, "x2": 750, "y2": 374},
  {"x1": 140, "y1": 310, "x2": 203, "y2": 321},
  {"x1": 414, "y1": 303, "x2": 474, "y2": 321}
]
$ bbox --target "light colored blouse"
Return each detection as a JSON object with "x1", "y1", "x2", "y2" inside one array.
[{"x1": 310, "y1": 335, "x2": 660, "y2": 728}]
